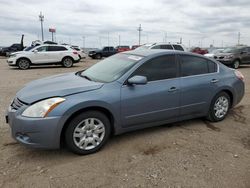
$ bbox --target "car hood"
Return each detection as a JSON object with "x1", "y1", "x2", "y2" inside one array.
[
  {"x1": 17, "y1": 72, "x2": 104, "y2": 104},
  {"x1": 215, "y1": 53, "x2": 234, "y2": 56},
  {"x1": 89, "y1": 49, "x2": 101, "y2": 53}
]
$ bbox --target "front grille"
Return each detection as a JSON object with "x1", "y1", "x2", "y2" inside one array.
[{"x1": 11, "y1": 98, "x2": 25, "y2": 110}]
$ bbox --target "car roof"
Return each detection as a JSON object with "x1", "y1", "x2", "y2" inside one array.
[{"x1": 123, "y1": 49, "x2": 194, "y2": 57}]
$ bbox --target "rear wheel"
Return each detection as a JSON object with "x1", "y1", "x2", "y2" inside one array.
[
  {"x1": 17, "y1": 58, "x2": 30, "y2": 70},
  {"x1": 65, "y1": 111, "x2": 111, "y2": 155},
  {"x1": 207, "y1": 92, "x2": 231, "y2": 122},
  {"x1": 232, "y1": 60, "x2": 240, "y2": 69},
  {"x1": 62, "y1": 57, "x2": 73, "y2": 68}
]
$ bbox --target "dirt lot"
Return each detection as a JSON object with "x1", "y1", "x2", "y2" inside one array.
[{"x1": 0, "y1": 56, "x2": 250, "y2": 188}]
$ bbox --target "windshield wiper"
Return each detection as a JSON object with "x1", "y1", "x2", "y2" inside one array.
[{"x1": 82, "y1": 75, "x2": 93, "y2": 81}]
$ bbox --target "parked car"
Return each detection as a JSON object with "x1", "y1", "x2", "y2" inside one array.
[
  {"x1": 88, "y1": 46, "x2": 117, "y2": 59},
  {"x1": 135, "y1": 43, "x2": 186, "y2": 51},
  {"x1": 213, "y1": 46, "x2": 250, "y2": 69},
  {"x1": 131, "y1": 45, "x2": 140, "y2": 50},
  {"x1": 191, "y1": 47, "x2": 208, "y2": 55},
  {"x1": 6, "y1": 50, "x2": 244, "y2": 155},
  {"x1": 0, "y1": 43, "x2": 24, "y2": 56},
  {"x1": 115, "y1": 46, "x2": 130, "y2": 52},
  {"x1": 71, "y1": 46, "x2": 86, "y2": 59},
  {"x1": 204, "y1": 49, "x2": 224, "y2": 58},
  {"x1": 0, "y1": 35, "x2": 25, "y2": 56},
  {"x1": 7, "y1": 44, "x2": 80, "y2": 70}
]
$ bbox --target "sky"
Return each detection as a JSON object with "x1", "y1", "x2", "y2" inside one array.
[{"x1": 0, "y1": 0, "x2": 250, "y2": 48}]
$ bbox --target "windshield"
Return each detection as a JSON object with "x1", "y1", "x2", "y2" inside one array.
[
  {"x1": 135, "y1": 44, "x2": 155, "y2": 50},
  {"x1": 222, "y1": 47, "x2": 241, "y2": 53},
  {"x1": 81, "y1": 53, "x2": 142, "y2": 82},
  {"x1": 24, "y1": 46, "x2": 36, "y2": 51}
]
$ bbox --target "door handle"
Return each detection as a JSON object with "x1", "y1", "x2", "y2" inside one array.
[
  {"x1": 168, "y1": 87, "x2": 178, "y2": 92},
  {"x1": 211, "y1": 79, "x2": 219, "y2": 83}
]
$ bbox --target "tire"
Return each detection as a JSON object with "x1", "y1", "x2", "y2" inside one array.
[
  {"x1": 232, "y1": 60, "x2": 240, "y2": 69},
  {"x1": 207, "y1": 92, "x2": 231, "y2": 122},
  {"x1": 62, "y1": 57, "x2": 73, "y2": 68},
  {"x1": 65, "y1": 111, "x2": 111, "y2": 155},
  {"x1": 95, "y1": 54, "x2": 102, "y2": 59},
  {"x1": 17, "y1": 58, "x2": 30, "y2": 70}
]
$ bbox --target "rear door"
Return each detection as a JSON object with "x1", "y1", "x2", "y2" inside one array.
[
  {"x1": 48, "y1": 46, "x2": 68, "y2": 62},
  {"x1": 121, "y1": 54, "x2": 180, "y2": 127},
  {"x1": 178, "y1": 55, "x2": 219, "y2": 117}
]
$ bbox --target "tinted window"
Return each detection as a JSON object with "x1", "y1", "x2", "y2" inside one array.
[
  {"x1": 247, "y1": 47, "x2": 250, "y2": 52},
  {"x1": 36, "y1": 46, "x2": 48, "y2": 52},
  {"x1": 180, "y1": 55, "x2": 209, "y2": 76},
  {"x1": 161, "y1": 45, "x2": 173, "y2": 50},
  {"x1": 208, "y1": 60, "x2": 217, "y2": 73},
  {"x1": 151, "y1": 45, "x2": 161, "y2": 49},
  {"x1": 132, "y1": 55, "x2": 176, "y2": 81},
  {"x1": 103, "y1": 47, "x2": 109, "y2": 51},
  {"x1": 48, "y1": 46, "x2": 67, "y2": 51},
  {"x1": 173, "y1": 45, "x2": 184, "y2": 51}
]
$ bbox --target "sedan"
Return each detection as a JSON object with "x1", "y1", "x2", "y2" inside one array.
[{"x1": 6, "y1": 50, "x2": 245, "y2": 155}]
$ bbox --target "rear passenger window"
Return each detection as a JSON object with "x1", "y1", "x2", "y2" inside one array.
[
  {"x1": 180, "y1": 55, "x2": 209, "y2": 76},
  {"x1": 173, "y1": 45, "x2": 184, "y2": 51},
  {"x1": 208, "y1": 60, "x2": 217, "y2": 73},
  {"x1": 48, "y1": 46, "x2": 67, "y2": 51},
  {"x1": 132, "y1": 55, "x2": 176, "y2": 81}
]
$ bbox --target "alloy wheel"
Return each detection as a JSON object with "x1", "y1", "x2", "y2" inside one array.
[
  {"x1": 214, "y1": 96, "x2": 229, "y2": 119},
  {"x1": 73, "y1": 118, "x2": 105, "y2": 150}
]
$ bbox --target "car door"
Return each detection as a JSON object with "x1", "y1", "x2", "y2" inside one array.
[
  {"x1": 239, "y1": 47, "x2": 249, "y2": 63},
  {"x1": 31, "y1": 46, "x2": 49, "y2": 64},
  {"x1": 178, "y1": 54, "x2": 220, "y2": 117},
  {"x1": 102, "y1": 47, "x2": 109, "y2": 57},
  {"x1": 121, "y1": 54, "x2": 180, "y2": 127}
]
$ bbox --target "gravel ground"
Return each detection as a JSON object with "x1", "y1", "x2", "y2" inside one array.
[{"x1": 0, "y1": 57, "x2": 250, "y2": 188}]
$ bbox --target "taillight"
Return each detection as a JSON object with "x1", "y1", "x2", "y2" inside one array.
[
  {"x1": 235, "y1": 70, "x2": 244, "y2": 81},
  {"x1": 73, "y1": 51, "x2": 78, "y2": 55}
]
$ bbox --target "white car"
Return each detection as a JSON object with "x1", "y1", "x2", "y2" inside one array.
[
  {"x1": 7, "y1": 44, "x2": 81, "y2": 70},
  {"x1": 71, "y1": 46, "x2": 87, "y2": 59},
  {"x1": 135, "y1": 43, "x2": 187, "y2": 51}
]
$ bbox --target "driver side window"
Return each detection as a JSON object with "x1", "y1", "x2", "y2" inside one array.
[
  {"x1": 36, "y1": 46, "x2": 48, "y2": 52},
  {"x1": 131, "y1": 55, "x2": 177, "y2": 82}
]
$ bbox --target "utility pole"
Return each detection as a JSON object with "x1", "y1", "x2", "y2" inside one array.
[
  {"x1": 137, "y1": 24, "x2": 142, "y2": 45},
  {"x1": 165, "y1": 32, "x2": 167, "y2": 43},
  {"x1": 39, "y1": 12, "x2": 44, "y2": 41},
  {"x1": 238, "y1": 32, "x2": 241, "y2": 45},
  {"x1": 119, "y1": 35, "x2": 121, "y2": 46},
  {"x1": 180, "y1": 37, "x2": 182, "y2": 44}
]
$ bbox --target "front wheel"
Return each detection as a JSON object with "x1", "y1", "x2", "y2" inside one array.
[
  {"x1": 207, "y1": 92, "x2": 231, "y2": 122},
  {"x1": 17, "y1": 58, "x2": 30, "y2": 70},
  {"x1": 65, "y1": 111, "x2": 111, "y2": 155},
  {"x1": 62, "y1": 57, "x2": 73, "y2": 68}
]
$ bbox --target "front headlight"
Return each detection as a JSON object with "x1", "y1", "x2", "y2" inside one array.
[
  {"x1": 22, "y1": 97, "x2": 65, "y2": 118},
  {"x1": 10, "y1": 54, "x2": 16, "y2": 58}
]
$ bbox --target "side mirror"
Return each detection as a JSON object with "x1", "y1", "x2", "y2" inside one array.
[
  {"x1": 33, "y1": 50, "x2": 38, "y2": 53},
  {"x1": 128, "y1": 75, "x2": 147, "y2": 85}
]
